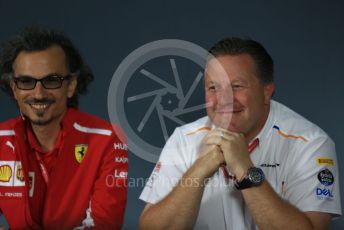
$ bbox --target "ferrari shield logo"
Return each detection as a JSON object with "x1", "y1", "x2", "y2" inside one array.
[{"x1": 75, "y1": 144, "x2": 88, "y2": 163}]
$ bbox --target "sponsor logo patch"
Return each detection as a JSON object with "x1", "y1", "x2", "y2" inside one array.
[
  {"x1": 0, "y1": 161, "x2": 25, "y2": 187},
  {"x1": 16, "y1": 165, "x2": 24, "y2": 182},
  {"x1": 29, "y1": 172, "x2": 35, "y2": 197},
  {"x1": 316, "y1": 157, "x2": 334, "y2": 166},
  {"x1": 0, "y1": 192, "x2": 23, "y2": 198},
  {"x1": 154, "y1": 161, "x2": 162, "y2": 173},
  {"x1": 317, "y1": 168, "x2": 334, "y2": 186},
  {"x1": 0, "y1": 165, "x2": 12, "y2": 182},
  {"x1": 146, "y1": 162, "x2": 162, "y2": 188},
  {"x1": 115, "y1": 157, "x2": 128, "y2": 163},
  {"x1": 260, "y1": 163, "x2": 280, "y2": 168},
  {"x1": 114, "y1": 143, "x2": 128, "y2": 150},
  {"x1": 13, "y1": 163, "x2": 25, "y2": 186},
  {"x1": 316, "y1": 187, "x2": 334, "y2": 200},
  {"x1": 75, "y1": 144, "x2": 88, "y2": 163},
  {"x1": 114, "y1": 169, "x2": 128, "y2": 178}
]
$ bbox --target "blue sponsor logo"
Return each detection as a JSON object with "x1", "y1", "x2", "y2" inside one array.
[
  {"x1": 316, "y1": 187, "x2": 334, "y2": 200},
  {"x1": 317, "y1": 169, "x2": 334, "y2": 186}
]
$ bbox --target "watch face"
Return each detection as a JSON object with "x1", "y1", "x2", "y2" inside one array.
[
  {"x1": 235, "y1": 167, "x2": 265, "y2": 190},
  {"x1": 248, "y1": 167, "x2": 264, "y2": 185}
]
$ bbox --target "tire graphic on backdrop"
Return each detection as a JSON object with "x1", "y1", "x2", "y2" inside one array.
[{"x1": 108, "y1": 39, "x2": 231, "y2": 163}]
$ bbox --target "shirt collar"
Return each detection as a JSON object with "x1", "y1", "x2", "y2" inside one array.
[
  {"x1": 25, "y1": 108, "x2": 76, "y2": 153},
  {"x1": 206, "y1": 100, "x2": 276, "y2": 146},
  {"x1": 253, "y1": 100, "x2": 276, "y2": 144}
]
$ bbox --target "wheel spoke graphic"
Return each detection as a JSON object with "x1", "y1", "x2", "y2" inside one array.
[
  {"x1": 137, "y1": 95, "x2": 161, "y2": 132},
  {"x1": 161, "y1": 111, "x2": 186, "y2": 126},
  {"x1": 178, "y1": 71, "x2": 203, "y2": 109},
  {"x1": 127, "y1": 89, "x2": 166, "y2": 102},
  {"x1": 140, "y1": 69, "x2": 177, "y2": 92},
  {"x1": 157, "y1": 106, "x2": 169, "y2": 141},
  {"x1": 170, "y1": 59, "x2": 184, "y2": 97},
  {"x1": 173, "y1": 103, "x2": 207, "y2": 116}
]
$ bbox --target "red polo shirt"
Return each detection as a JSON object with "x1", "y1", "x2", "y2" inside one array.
[
  {"x1": 26, "y1": 123, "x2": 64, "y2": 225},
  {"x1": 0, "y1": 108, "x2": 128, "y2": 229}
]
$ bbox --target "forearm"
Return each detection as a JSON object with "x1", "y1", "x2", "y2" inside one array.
[
  {"x1": 140, "y1": 165, "x2": 207, "y2": 230},
  {"x1": 140, "y1": 135, "x2": 224, "y2": 229},
  {"x1": 242, "y1": 181, "x2": 314, "y2": 230}
]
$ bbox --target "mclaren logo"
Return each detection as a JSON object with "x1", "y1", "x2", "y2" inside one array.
[
  {"x1": 260, "y1": 163, "x2": 280, "y2": 168},
  {"x1": 75, "y1": 144, "x2": 88, "y2": 163}
]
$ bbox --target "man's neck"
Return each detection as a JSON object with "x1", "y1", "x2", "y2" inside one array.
[
  {"x1": 245, "y1": 104, "x2": 271, "y2": 144},
  {"x1": 30, "y1": 113, "x2": 66, "y2": 153}
]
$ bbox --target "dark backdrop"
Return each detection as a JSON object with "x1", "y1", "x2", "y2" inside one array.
[{"x1": 0, "y1": 0, "x2": 343, "y2": 229}]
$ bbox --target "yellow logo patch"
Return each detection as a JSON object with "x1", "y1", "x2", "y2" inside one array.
[
  {"x1": 75, "y1": 144, "x2": 88, "y2": 163},
  {"x1": 0, "y1": 165, "x2": 12, "y2": 182},
  {"x1": 316, "y1": 157, "x2": 334, "y2": 166}
]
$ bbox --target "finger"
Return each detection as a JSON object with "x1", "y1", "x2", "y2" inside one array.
[
  {"x1": 199, "y1": 143, "x2": 225, "y2": 163},
  {"x1": 216, "y1": 128, "x2": 244, "y2": 138},
  {"x1": 205, "y1": 133, "x2": 239, "y2": 145},
  {"x1": 212, "y1": 145, "x2": 226, "y2": 164},
  {"x1": 203, "y1": 129, "x2": 230, "y2": 142},
  {"x1": 203, "y1": 135, "x2": 223, "y2": 146}
]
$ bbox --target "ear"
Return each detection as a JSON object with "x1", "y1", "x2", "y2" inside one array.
[
  {"x1": 67, "y1": 78, "x2": 78, "y2": 98},
  {"x1": 263, "y1": 82, "x2": 275, "y2": 105}
]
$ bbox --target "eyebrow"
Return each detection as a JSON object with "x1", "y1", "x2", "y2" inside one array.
[
  {"x1": 14, "y1": 73, "x2": 64, "y2": 79},
  {"x1": 204, "y1": 80, "x2": 217, "y2": 85},
  {"x1": 231, "y1": 79, "x2": 249, "y2": 84}
]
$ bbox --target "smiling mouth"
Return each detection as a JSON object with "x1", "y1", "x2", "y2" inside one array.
[
  {"x1": 233, "y1": 109, "x2": 244, "y2": 113},
  {"x1": 216, "y1": 108, "x2": 244, "y2": 114},
  {"x1": 29, "y1": 103, "x2": 50, "y2": 111}
]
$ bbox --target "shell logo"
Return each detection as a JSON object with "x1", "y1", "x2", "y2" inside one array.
[{"x1": 0, "y1": 165, "x2": 13, "y2": 182}]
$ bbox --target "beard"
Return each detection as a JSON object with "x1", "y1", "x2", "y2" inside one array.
[
  {"x1": 21, "y1": 107, "x2": 54, "y2": 126},
  {"x1": 30, "y1": 117, "x2": 53, "y2": 126},
  {"x1": 21, "y1": 98, "x2": 56, "y2": 126}
]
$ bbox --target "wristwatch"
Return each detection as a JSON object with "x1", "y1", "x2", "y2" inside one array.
[{"x1": 235, "y1": 167, "x2": 265, "y2": 190}]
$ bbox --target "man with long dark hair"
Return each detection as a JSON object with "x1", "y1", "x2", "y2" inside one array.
[{"x1": 0, "y1": 26, "x2": 128, "y2": 229}]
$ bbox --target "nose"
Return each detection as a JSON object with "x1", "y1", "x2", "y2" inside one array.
[
  {"x1": 32, "y1": 81, "x2": 47, "y2": 99},
  {"x1": 217, "y1": 89, "x2": 233, "y2": 106}
]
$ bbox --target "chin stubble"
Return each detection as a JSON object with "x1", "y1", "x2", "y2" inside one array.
[{"x1": 30, "y1": 117, "x2": 53, "y2": 126}]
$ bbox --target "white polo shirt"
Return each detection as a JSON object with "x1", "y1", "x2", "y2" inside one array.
[{"x1": 140, "y1": 100, "x2": 341, "y2": 229}]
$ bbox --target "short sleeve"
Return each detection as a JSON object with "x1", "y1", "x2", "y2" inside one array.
[
  {"x1": 283, "y1": 135, "x2": 341, "y2": 216},
  {"x1": 140, "y1": 128, "x2": 193, "y2": 204}
]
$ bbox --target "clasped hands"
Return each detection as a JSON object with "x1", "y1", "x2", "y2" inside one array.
[{"x1": 195, "y1": 128, "x2": 253, "y2": 180}]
